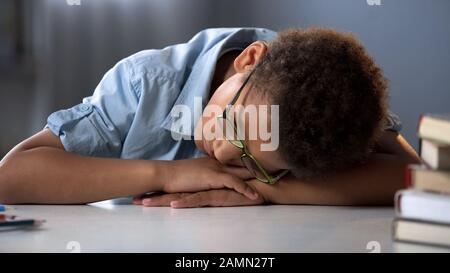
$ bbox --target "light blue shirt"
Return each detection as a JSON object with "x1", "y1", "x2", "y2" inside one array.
[
  {"x1": 46, "y1": 27, "x2": 401, "y2": 160},
  {"x1": 46, "y1": 28, "x2": 278, "y2": 160}
]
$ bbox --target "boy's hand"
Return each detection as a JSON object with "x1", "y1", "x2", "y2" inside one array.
[
  {"x1": 133, "y1": 188, "x2": 265, "y2": 208},
  {"x1": 162, "y1": 158, "x2": 259, "y2": 200}
]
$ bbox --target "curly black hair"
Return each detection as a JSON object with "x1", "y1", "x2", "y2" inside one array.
[{"x1": 253, "y1": 28, "x2": 388, "y2": 178}]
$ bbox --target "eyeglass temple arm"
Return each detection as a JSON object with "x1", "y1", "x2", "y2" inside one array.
[{"x1": 228, "y1": 69, "x2": 256, "y2": 106}]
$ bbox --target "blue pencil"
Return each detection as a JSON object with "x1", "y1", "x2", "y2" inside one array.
[{"x1": 0, "y1": 204, "x2": 12, "y2": 212}]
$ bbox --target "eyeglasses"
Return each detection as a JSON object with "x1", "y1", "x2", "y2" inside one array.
[{"x1": 216, "y1": 70, "x2": 289, "y2": 184}]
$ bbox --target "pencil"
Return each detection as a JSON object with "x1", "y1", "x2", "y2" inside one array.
[
  {"x1": 0, "y1": 204, "x2": 12, "y2": 212},
  {"x1": 0, "y1": 215, "x2": 46, "y2": 228}
]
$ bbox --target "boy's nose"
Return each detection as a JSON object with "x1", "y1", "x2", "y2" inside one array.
[{"x1": 213, "y1": 140, "x2": 244, "y2": 165}]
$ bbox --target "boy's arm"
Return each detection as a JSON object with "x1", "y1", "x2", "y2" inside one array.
[
  {"x1": 255, "y1": 131, "x2": 421, "y2": 206},
  {"x1": 139, "y1": 132, "x2": 421, "y2": 207},
  {"x1": 0, "y1": 129, "x2": 257, "y2": 204}
]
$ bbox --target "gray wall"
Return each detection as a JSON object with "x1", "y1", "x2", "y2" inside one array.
[{"x1": 1, "y1": 0, "x2": 450, "y2": 156}]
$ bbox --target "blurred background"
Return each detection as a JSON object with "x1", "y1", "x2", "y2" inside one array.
[{"x1": 0, "y1": 0, "x2": 449, "y2": 158}]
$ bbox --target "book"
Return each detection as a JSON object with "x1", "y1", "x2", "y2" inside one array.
[
  {"x1": 418, "y1": 114, "x2": 450, "y2": 144},
  {"x1": 405, "y1": 164, "x2": 450, "y2": 194},
  {"x1": 420, "y1": 139, "x2": 450, "y2": 170},
  {"x1": 395, "y1": 189, "x2": 450, "y2": 224},
  {"x1": 392, "y1": 113, "x2": 450, "y2": 249},
  {"x1": 393, "y1": 218, "x2": 450, "y2": 248}
]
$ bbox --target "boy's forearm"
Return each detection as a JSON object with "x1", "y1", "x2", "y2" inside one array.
[
  {"x1": 249, "y1": 153, "x2": 420, "y2": 206},
  {"x1": 0, "y1": 146, "x2": 169, "y2": 204}
]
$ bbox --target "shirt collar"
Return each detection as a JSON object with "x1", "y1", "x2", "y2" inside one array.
[{"x1": 160, "y1": 28, "x2": 277, "y2": 138}]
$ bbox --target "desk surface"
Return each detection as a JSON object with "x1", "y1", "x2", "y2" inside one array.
[{"x1": 0, "y1": 201, "x2": 448, "y2": 253}]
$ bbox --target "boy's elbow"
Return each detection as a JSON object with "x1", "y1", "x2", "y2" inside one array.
[
  {"x1": 398, "y1": 149, "x2": 421, "y2": 166},
  {"x1": 0, "y1": 173, "x2": 13, "y2": 204},
  {"x1": 0, "y1": 154, "x2": 22, "y2": 204}
]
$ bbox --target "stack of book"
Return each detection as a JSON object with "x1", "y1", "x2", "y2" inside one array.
[{"x1": 393, "y1": 114, "x2": 450, "y2": 248}]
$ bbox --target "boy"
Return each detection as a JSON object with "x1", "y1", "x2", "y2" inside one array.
[{"x1": 0, "y1": 27, "x2": 420, "y2": 207}]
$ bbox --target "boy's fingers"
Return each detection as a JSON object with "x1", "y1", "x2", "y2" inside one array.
[
  {"x1": 217, "y1": 175, "x2": 258, "y2": 200},
  {"x1": 142, "y1": 193, "x2": 187, "y2": 207},
  {"x1": 223, "y1": 165, "x2": 253, "y2": 180},
  {"x1": 133, "y1": 197, "x2": 142, "y2": 205},
  {"x1": 170, "y1": 190, "x2": 264, "y2": 208},
  {"x1": 170, "y1": 192, "x2": 212, "y2": 208},
  {"x1": 133, "y1": 195, "x2": 154, "y2": 205},
  {"x1": 133, "y1": 192, "x2": 162, "y2": 205}
]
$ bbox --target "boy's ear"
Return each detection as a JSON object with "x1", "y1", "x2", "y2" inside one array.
[{"x1": 234, "y1": 41, "x2": 268, "y2": 73}]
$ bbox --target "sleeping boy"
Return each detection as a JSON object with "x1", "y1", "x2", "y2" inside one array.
[{"x1": 0, "y1": 27, "x2": 420, "y2": 207}]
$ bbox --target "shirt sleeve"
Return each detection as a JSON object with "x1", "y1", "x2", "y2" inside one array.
[
  {"x1": 383, "y1": 110, "x2": 402, "y2": 132},
  {"x1": 46, "y1": 59, "x2": 139, "y2": 157}
]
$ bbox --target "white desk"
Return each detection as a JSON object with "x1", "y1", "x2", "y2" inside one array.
[{"x1": 0, "y1": 200, "x2": 448, "y2": 253}]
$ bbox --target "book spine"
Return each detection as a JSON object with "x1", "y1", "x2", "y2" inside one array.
[
  {"x1": 404, "y1": 164, "x2": 412, "y2": 188},
  {"x1": 394, "y1": 191, "x2": 404, "y2": 216},
  {"x1": 417, "y1": 114, "x2": 424, "y2": 137}
]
